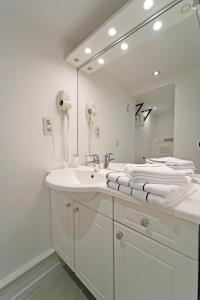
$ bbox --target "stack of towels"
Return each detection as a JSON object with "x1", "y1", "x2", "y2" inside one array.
[
  {"x1": 146, "y1": 157, "x2": 196, "y2": 173},
  {"x1": 107, "y1": 164, "x2": 196, "y2": 208}
]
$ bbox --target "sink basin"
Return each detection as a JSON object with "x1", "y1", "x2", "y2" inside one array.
[
  {"x1": 74, "y1": 169, "x2": 106, "y2": 184},
  {"x1": 45, "y1": 167, "x2": 107, "y2": 192}
]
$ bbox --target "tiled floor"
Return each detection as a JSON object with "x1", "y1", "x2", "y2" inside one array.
[{"x1": 25, "y1": 266, "x2": 96, "y2": 300}]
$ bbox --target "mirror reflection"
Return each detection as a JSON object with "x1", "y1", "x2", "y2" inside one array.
[{"x1": 78, "y1": 0, "x2": 200, "y2": 172}]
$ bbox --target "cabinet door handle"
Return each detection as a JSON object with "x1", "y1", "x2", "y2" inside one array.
[
  {"x1": 74, "y1": 207, "x2": 79, "y2": 213},
  {"x1": 140, "y1": 218, "x2": 149, "y2": 228},
  {"x1": 116, "y1": 231, "x2": 123, "y2": 240}
]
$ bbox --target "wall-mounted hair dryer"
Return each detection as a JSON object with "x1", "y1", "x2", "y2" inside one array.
[
  {"x1": 56, "y1": 90, "x2": 72, "y2": 163},
  {"x1": 56, "y1": 90, "x2": 72, "y2": 118},
  {"x1": 85, "y1": 101, "x2": 97, "y2": 155}
]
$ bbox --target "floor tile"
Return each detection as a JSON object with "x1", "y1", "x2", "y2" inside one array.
[{"x1": 25, "y1": 266, "x2": 96, "y2": 300}]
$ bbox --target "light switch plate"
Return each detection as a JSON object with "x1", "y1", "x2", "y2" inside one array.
[{"x1": 43, "y1": 118, "x2": 53, "y2": 136}]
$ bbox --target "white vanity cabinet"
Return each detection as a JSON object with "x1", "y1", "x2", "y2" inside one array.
[
  {"x1": 51, "y1": 191, "x2": 75, "y2": 271},
  {"x1": 51, "y1": 190, "x2": 114, "y2": 300},
  {"x1": 74, "y1": 202, "x2": 113, "y2": 300},
  {"x1": 114, "y1": 222, "x2": 198, "y2": 300},
  {"x1": 114, "y1": 198, "x2": 199, "y2": 300}
]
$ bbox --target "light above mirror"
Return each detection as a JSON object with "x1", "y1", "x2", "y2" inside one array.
[
  {"x1": 97, "y1": 58, "x2": 105, "y2": 64},
  {"x1": 153, "y1": 70, "x2": 160, "y2": 76},
  {"x1": 143, "y1": 0, "x2": 154, "y2": 10},
  {"x1": 84, "y1": 47, "x2": 92, "y2": 54},
  {"x1": 121, "y1": 42, "x2": 129, "y2": 50},
  {"x1": 153, "y1": 20, "x2": 163, "y2": 31},
  {"x1": 108, "y1": 27, "x2": 117, "y2": 36}
]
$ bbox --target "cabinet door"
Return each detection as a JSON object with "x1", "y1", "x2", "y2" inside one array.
[
  {"x1": 114, "y1": 222, "x2": 198, "y2": 300},
  {"x1": 51, "y1": 191, "x2": 74, "y2": 271},
  {"x1": 75, "y1": 203, "x2": 113, "y2": 300}
]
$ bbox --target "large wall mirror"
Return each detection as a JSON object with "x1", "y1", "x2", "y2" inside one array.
[{"x1": 78, "y1": 0, "x2": 200, "y2": 171}]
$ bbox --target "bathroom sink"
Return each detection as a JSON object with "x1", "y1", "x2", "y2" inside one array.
[
  {"x1": 45, "y1": 167, "x2": 107, "y2": 192},
  {"x1": 74, "y1": 169, "x2": 106, "y2": 184}
]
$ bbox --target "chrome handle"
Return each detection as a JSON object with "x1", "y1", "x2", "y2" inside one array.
[
  {"x1": 74, "y1": 207, "x2": 79, "y2": 213},
  {"x1": 116, "y1": 231, "x2": 123, "y2": 240},
  {"x1": 66, "y1": 203, "x2": 71, "y2": 208},
  {"x1": 140, "y1": 218, "x2": 149, "y2": 228}
]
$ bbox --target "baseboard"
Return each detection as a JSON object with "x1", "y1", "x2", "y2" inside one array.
[{"x1": 0, "y1": 249, "x2": 62, "y2": 300}]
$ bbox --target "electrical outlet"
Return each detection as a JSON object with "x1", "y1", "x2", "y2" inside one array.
[
  {"x1": 95, "y1": 126, "x2": 100, "y2": 138},
  {"x1": 43, "y1": 118, "x2": 53, "y2": 136}
]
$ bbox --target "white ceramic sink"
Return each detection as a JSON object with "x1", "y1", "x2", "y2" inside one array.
[
  {"x1": 74, "y1": 169, "x2": 106, "y2": 184},
  {"x1": 45, "y1": 167, "x2": 107, "y2": 192}
]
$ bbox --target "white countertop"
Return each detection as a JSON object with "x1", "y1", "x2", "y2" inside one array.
[{"x1": 45, "y1": 167, "x2": 200, "y2": 224}]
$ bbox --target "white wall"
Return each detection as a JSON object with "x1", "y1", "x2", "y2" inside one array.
[
  {"x1": 0, "y1": 3, "x2": 77, "y2": 285},
  {"x1": 135, "y1": 114, "x2": 156, "y2": 163},
  {"x1": 135, "y1": 110, "x2": 174, "y2": 162},
  {"x1": 174, "y1": 66, "x2": 200, "y2": 171},
  {"x1": 154, "y1": 112, "x2": 174, "y2": 139},
  {"x1": 78, "y1": 70, "x2": 135, "y2": 163}
]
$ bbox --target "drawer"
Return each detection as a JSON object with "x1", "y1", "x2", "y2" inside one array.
[
  {"x1": 67, "y1": 192, "x2": 113, "y2": 218},
  {"x1": 114, "y1": 197, "x2": 199, "y2": 259}
]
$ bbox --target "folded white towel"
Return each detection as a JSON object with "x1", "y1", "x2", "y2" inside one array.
[
  {"x1": 147, "y1": 157, "x2": 196, "y2": 173},
  {"x1": 106, "y1": 172, "x2": 130, "y2": 186},
  {"x1": 125, "y1": 164, "x2": 190, "y2": 185},
  {"x1": 107, "y1": 181, "x2": 196, "y2": 207},
  {"x1": 130, "y1": 182, "x2": 182, "y2": 197},
  {"x1": 107, "y1": 172, "x2": 192, "y2": 198},
  {"x1": 147, "y1": 157, "x2": 194, "y2": 166}
]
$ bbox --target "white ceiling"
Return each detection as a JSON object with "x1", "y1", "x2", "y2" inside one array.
[
  {"x1": 67, "y1": 0, "x2": 173, "y2": 67},
  {"x1": 94, "y1": 14, "x2": 200, "y2": 92},
  {"x1": 3, "y1": 0, "x2": 130, "y2": 53}
]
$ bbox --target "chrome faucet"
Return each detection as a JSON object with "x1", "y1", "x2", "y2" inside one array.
[
  {"x1": 103, "y1": 153, "x2": 115, "y2": 169},
  {"x1": 85, "y1": 154, "x2": 100, "y2": 172}
]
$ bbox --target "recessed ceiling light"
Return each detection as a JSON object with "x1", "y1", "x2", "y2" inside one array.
[
  {"x1": 181, "y1": 3, "x2": 191, "y2": 13},
  {"x1": 108, "y1": 27, "x2": 117, "y2": 36},
  {"x1": 97, "y1": 58, "x2": 104, "y2": 65},
  {"x1": 153, "y1": 20, "x2": 162, "y2": 31},
  {"x1": 153, "y1": 106, "x2": 157, "y2": 110},
  {"x1": 84, "y1": 48, "x2": 92, "y2": 54},
  {"x1": 121, "y1": 42, "x2": 128, "y2": 50},
  {"x1": 153, "y1": 70, "x2": 160, "y2": 76},
  {"x1": 143, "y1": 0, "x2": 154, "y2": 10}
]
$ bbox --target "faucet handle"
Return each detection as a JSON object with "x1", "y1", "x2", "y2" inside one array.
[
  {"x1": 86, "y1": 154, "x2": 100, "y2": 164},
  {"x1": 105, "y1": 153, "x2": 114, "y2": 159}
]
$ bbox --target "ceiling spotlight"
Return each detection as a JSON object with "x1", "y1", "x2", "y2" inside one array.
[
  {"x1": 153, "y1": 20, "x2": 162, "y2": 31},
  {"x1": 181, "y1": 3, "x2": 191, "y2": 13},
  {"x1": 153, "y1": 106, "x2": 157, "y2": 110},
  {"x1": 108, "y1": 27, "x2": 117, "y2": 36},
  {"x1": 153, "y1": 70, "x2": 160, "y2": 76},
  {"x1": 98, "y1": 58, "x2": 104, "y2": 65},
  {"x1": 84, "y1": 48, "x2": 92, "y2": 54},
  {"x1": 143, "y1": 0, "x2": 154, "y2": 10},
  {"x1": 121, "y1": 42, "x2": 128, "y2": 50}
]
